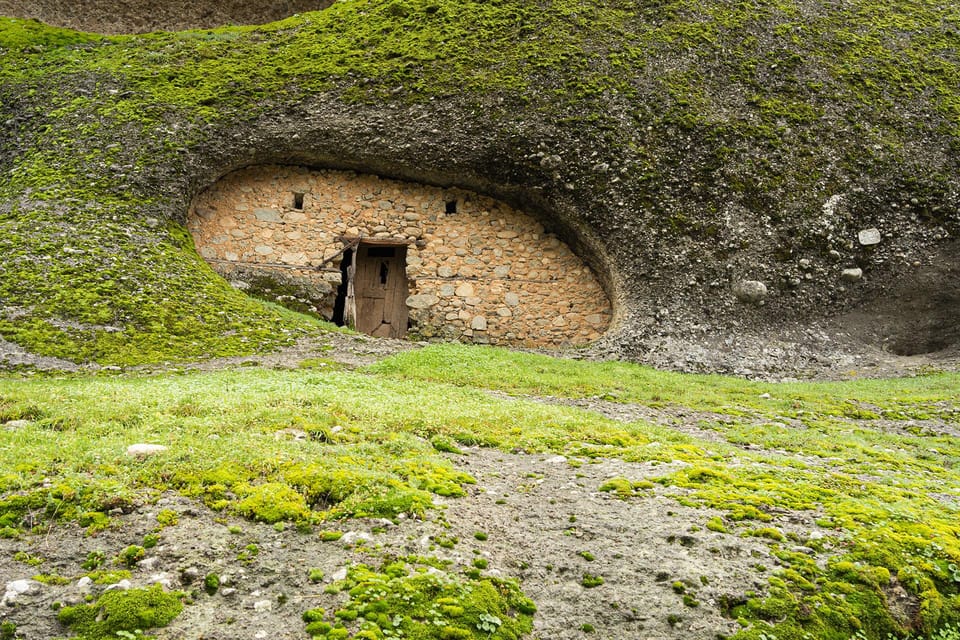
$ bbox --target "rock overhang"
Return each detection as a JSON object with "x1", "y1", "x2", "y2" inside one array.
[{"x1": 1, "y1": 2, "x2": 959, "y2": 372}]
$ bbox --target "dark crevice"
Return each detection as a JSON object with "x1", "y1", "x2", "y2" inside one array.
[{"x1": 331, "y1": 248, "x2": 352, "y2": 328}]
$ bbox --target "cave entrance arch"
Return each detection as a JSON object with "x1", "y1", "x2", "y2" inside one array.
[
  {"x1": 340, "y1": 239, "x2": 409, "y2": 339},
  {"x1": 188, "y1": 165, "x2": 613, "y2": 348}
]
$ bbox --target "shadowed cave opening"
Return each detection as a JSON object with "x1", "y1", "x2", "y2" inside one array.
[
  {"x1": 884, "y1": 319, "x2": 960, "y2": 357},
  {"x1": 331, "y1": 248, "x2": 353, "y2": 328},
  {"x1": 851, "y1": 268, "x2": 960, "y2": 358}
]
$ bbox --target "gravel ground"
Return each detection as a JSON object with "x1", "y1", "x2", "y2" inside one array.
[
  {"x1": 1, "y1": 331, "x2": 955, "y2": 639},
  {"x1": 1, "y1": 445, "x2": 830, "y2": 640}
]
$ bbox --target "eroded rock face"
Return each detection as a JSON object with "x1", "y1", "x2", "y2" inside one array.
[
  {"x1": 1, "y1": 2, "x2": 958, "y2": 375},
  {"x1": 0, "y1": 0, "x2": 334, "y2": 34}
]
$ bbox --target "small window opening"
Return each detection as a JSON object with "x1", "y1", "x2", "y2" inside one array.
[
  {"x1": 366, "y1": 247, "x2": 396, "y2": 258},
  {"x1": 445, "y1": 200, "x2": 458, "y2": 214},
  {"x1": 293, "y1": 192, "x2": 305, "y2": 210},
  {"x1": 379, "y1": 262, "x2": 389, "y2": 285}
]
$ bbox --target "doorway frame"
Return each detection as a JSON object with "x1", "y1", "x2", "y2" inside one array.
[{"x1": 336, "y1": 236, "x2": 413, "y2": 338}]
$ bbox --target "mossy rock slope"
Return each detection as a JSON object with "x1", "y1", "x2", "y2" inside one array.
[{"x1": 0, "y1": 0, "x2": 958, "y2": 366}]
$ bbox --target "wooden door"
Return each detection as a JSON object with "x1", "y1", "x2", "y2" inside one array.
[{"x1": 353, "y1": 244, "x2": 408, "y2": 338}]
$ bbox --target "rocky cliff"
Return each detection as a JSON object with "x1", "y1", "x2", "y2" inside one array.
[{"x1": 0, "y1": 0, "x2": 957, "y2": 373}]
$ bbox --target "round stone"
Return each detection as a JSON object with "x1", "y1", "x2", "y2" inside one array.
[
  {"x1": 732, "y1": 280, "x2": 767, "y2": 304},
  {"x1": 841, "y1": 267, "x2": 863, "y2": 282}
]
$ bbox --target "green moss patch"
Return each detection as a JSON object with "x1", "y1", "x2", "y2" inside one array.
[
  {"x1": 316, "y1": 560, "x2": 535, "y2": 640},
  {"x1": 57, "y1": 584, "x2": 183, "y2": 639},
  {"x1": 0, "y1": 212, "x2": 325, "y2": 365}
]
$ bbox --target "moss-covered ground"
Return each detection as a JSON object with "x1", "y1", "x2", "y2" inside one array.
[{"x1": 0, "y1": 344, "x2": 958, "y2": 638}]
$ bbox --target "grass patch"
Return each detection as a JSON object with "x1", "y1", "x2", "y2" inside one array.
[{"x1": 369, "y1": 344, "x2": 960, "y2": 420}]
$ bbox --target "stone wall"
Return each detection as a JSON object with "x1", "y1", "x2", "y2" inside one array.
[{"x1": 188, "y1": 165, "x2": 612, "y2": 347}]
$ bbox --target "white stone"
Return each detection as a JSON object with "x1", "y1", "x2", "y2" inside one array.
[
  {"x1": 340, "y1": 531, "x2": 372, "y2": 546},
  {"x1": 437, "y1": 266, "x2": 455, "y2": 278},
  {"x1": 2, "y1": 581, "x2": 40, "y2": 606},
  {"x1": 455, "y1": 283, "x2": 475, "y2": 297},
  {"x1": 858, "y1": 228, "x2": 882, "y2": 246},
  {"x1": 841, "y1": 267, "x2": 863, "y2": 282},
  {"x1": 149, "y1": 573, "x2": 174, "y2": 589},
  {"x1": 126, "y1": 444, "x2": 168, "y2": 458},
  {"x1": 330, "y1": 567, "x2": 348, "y2": 581},
  {"x1": 471, "y1": 316, "x2": 488, "y2": 331},
  {"x1": 254, "y1": 245, "x2": 275, "y2": 255},
  {"x1": 104, "y1": 579, "x2": 132, "y2": 592},
  {"x1": 274, "y1": 428, "x2": 309, "y2": 441},
  {"x1": 504, "y1": 292, "x2": 520, "y2": 306},
  {"x1": 3, "y1": 420, "x2": 30, "y2": 430},
  {"x1": 497, "y1": 307, "x2": 513, "y2": 318},
  {"x1": 253, "y1": 599, "x2": 273, "y2": 612}
]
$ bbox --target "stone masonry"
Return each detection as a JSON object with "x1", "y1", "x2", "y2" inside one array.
[{"x1": 188, "y1": 165, "x2": 612, "y2": 347}]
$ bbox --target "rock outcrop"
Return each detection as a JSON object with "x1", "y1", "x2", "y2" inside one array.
[{"x1": 0, "y1": 0, "x2": 957, "y2": 374}]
